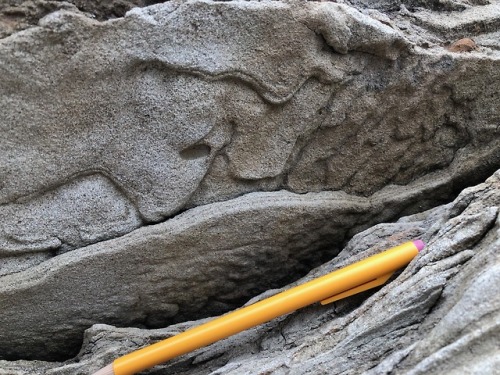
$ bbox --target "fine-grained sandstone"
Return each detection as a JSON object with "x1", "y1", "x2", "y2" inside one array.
[
  {"x1": 1, "y1": 0, "x2": 499, "y2": 263},
  {"x1": 2, "y1": 168, "x2": 499, "y2": 375},
  {"x1": 1, "y1": 0, "x2": 499, "y2": 373}
]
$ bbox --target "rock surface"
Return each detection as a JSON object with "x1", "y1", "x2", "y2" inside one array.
[
  {"x1": 1, "y1": 0, "x2": 500, "y2": 262},
  {"x1": 2, "y1": 168, "x2": 499, "y2": 375},
  {"x1": 0, "y1": 0, "x2": 164, "y2": 38},
  {"x1": 1, "y1": 0, "x2": 500, "y2": 373}
]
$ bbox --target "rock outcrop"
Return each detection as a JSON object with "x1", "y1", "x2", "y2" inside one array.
[
  {"x1": 1, "y1": 0, "x2": 499, "y2": 373},
  {"x1": 2, "y1": 166, "x2": 499, "y2": 375}
]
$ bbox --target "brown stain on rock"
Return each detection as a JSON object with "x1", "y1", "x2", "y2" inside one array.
[{"x1": 447, "y1": 38, "x2": 478, "y2": 53}]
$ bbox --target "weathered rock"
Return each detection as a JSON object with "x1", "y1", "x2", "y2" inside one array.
[
  {"x1": 0, "y1": 180, "x2": 452, "y2": 361},
  {"x1": 2, "y1": 167, "x2": 499, "y2": 375},
  {"x1": 1, "y1": 0, "x2": 499, "y2": 266},
  {"x1": 1, "y1": 0, "x2": 500, "y2": 373},
  {"x1": 0, "y1": 174, "x2": 141, "y2": 276},
  {"x1": 0, "y1": 0, "x2": 163, "y2": 38}
]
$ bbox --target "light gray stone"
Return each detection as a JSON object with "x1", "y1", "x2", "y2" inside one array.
[
  {"x1": 0, "y1": 0, "x2": 162, "y2": 38},
  {"x1": 1, "y1": 0, "x2": 500, "y2": 373},
  {"x1": 1, "y1": 0, "x2": 500, "y2": 268},
  {"x1": 0, "y1": 180, "x2": 447, "y2": 361},
  {"x1": 0, "y1": 174, "x2": 141, "y2": 276},
  {"x1": 3, "y1": 168, "x2": 498, "y2": 375}
]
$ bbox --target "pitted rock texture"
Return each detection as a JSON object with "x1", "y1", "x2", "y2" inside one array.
[
  {"x1": 1, "y1": 0, "x2": 500, "y2": 268},
  {"x1": 0, "y1": 180, "x2": 454, "y2": 361},
  {"x1": 0, "y1": 0, "x2": 165, "y2": 38},
  {"x1": 1, "y1": 0, "x2": 500, "y2": 373},
  {"x1": 2, "y1": 168, "x2": 499, "y2": 375}
]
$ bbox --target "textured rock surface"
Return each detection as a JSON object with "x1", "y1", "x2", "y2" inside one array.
[
  {"x1": 2, "y1": 168, "x2": 499, "y2": 375},
  {"x1": 0, "y1": 0, "x2": 164, "y2": 38},
  {"x1": 0, "y1": 181, "x2": 453, "y2": 360},
  {"x1": 1, "y1": 0, "x2": 500, "y2": 373},
  {"x1": 1, "y1": 0, "x2": 500, "y2": 263}
]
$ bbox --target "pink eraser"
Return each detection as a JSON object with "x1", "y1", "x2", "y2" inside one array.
[{"x1": 413, "y1": 240, "x2": 425, "y2": 252}]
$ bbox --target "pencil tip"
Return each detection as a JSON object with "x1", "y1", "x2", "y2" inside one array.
[
  {"x1": 92, "y1": 363, "x2": 114, "y2": 375},
  {"x1": 413, "y1": 240, "x2": 425, "y2": 252}
]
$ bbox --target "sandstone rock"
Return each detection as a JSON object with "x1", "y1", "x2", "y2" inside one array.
[
  {"x1": 1, "y1": 0, "x2": 500, "y2": 373},
  {"x1": 1, "y1": 0, "x2": 499, "y2": 265},
  {"x1": 0, "y1": 0, "x2": 163, "y2": 38},
  {"x1": 0, "y1": 182, "x2": 447, "y2": 361},
  {"x1": 2, "y1": 167, "x2": 499, "y2": 375}
]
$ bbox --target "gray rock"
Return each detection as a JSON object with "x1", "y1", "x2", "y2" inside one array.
[
  {"x1": 0, "y1": 180, "x2": 449, "y2": 361},
  {"x1": 0, "y1": 174, "x2": 141, "y2": 276},
  {"x1": 3, "y1": 167, "x2": 498, "y2": 375},
  {"x1": 1, "y1": 0, "x2": 499, "y2": 267},
  {"x1": 1, "y1": 0, "x2": 500, "y2": 373},
  {"x1": 0, "y1": 0, "x2": 163, "y2": 38}
]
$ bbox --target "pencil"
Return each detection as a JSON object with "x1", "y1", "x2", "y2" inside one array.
[{"x1": 94, "y1": 240, "x2": 424, "y2": 375}]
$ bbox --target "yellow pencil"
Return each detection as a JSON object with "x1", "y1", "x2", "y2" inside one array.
[{"x1": 94, "y1": 240, "x2": 424, "y2": 375}]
